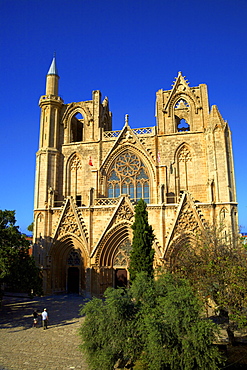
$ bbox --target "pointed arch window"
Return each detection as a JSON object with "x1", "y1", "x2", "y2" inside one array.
[
  {"x1": 68, "y1": 154, "x2": 83, "y2": 206},
  {"x1": 107, "y1": 151, "x2": 150, "y2": 203},
  {"x1": 113, "y1": 239, "x2": 132, "y2": 267},
  {"x1": 178, "y1": 146, "x2": 192, "y2": 191},
  {"x1": 174, "y1": 99, "x2": 190, "y2": 132},
  {"x1": 220, "y1": 208, "x2": 228, "y2": 222},
  {"x1": 71, "y1": 112, "x2": 84, "y2": 142}
]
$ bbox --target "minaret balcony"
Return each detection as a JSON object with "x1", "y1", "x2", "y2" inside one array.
[{"x1": 39, "y1": 95, "x2": 63, "y2": 105}]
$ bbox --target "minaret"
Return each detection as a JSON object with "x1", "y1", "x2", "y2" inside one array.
[
  {"x1": 34, "y1": 57, "x2": 63, "y2": 210},
  {"x1": 38, "y1": 56, "x2": 63, "y2": 150},
  {"x1": 46, "y1": 56, "x2": 59, "y2": 96}
]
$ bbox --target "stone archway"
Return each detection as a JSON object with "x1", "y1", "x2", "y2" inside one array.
[
  {"x1": 115, "y1": 269, "x2": 127, "y2": 288},
  {"x1": 68, "y1": 267, "x2": 79, "y2": 293},
  {"x1": 165, "y1": 232, "x2": 197, "y2": 270},
  {"x1": 67, "y1": 249, "x2": 81, "y2": 293},
  {"x1": 49, "y1": 236, "x2": 88, "y2": 295},
  {"x1": 92, "y1": 223, "x2": 132, "y2": 296}
]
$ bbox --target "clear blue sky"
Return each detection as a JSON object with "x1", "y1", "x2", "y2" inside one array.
[{"x1": 0, "y1": 0, "x2": 247, "y2": 234}]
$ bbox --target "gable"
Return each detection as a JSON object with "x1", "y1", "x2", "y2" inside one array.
[
  {"x1": 163, "y1": 192, "x2": 207, "y2": 259},
  {"x1": 90, "y1": 195, "x2": 134, "y2": 259},
  {"x1": 52, "y1": 197, "x2": 89, "y2": 248}
]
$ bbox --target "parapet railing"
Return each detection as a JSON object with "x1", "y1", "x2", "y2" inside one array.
[
  {"x1": 94, "y1": 198, "x2": 120, "y2": 206},
  {"x1": 103, "y1": 126, "x2": 155, "y2": 139}
]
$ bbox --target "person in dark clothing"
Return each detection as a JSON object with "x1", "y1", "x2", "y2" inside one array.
[{"x1": 33, "y1": 310, "x2": 39, "y2": 327}]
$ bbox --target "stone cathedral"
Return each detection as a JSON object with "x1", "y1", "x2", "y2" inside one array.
[{"x1": 33, "y1": 57, "x2": 238, "y2": 296}]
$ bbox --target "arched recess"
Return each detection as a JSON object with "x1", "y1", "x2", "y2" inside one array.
[
  {"x1": 62, "y1": 104, "x2": 93, "y2": 144},
  {"x1": 231, "y1": 207, "x2": 238, "y2": 239},
  {"x1": 165, "y1": 232, "x2": 196, "y2": 270},
  {"x1": 167, "y1": 92, "x2": 198, "y2": 122},
  {"x1": 175, "y1": 143, "x2": 194, "y2": 194},
  {"x1": 34, "y1": 212, "x2": 44, "y2": 239},
  {"x1": 65, "y1": 153, "x2": 83, "y2": 205},
  {"x1": 101, "y1": 146, "x2": 155, "y2": 204},
  {"x1": 94, "y1": 222, "x2": 132, "y2": 293},
  {"x1": 49, "y1": 235, "x2": 89, "y2": 294},
  {"x1": 174, "y1": 98, "x2": 191, "y2": 132},
  {"x1": 34, "y1": 212, "x2": 44, "y2": 265},
  {"x1": 97, "y1": 223, "x2": 132, "y2": 267},
  {"x1": 219, "y1": 207, "x2": 228, "y2": 223},
  {"x1": 71, "y1": 112, "x2": 84, "y2": 142}
]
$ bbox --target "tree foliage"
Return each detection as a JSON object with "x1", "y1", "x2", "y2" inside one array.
[
  {"x1": 27, "y1": 222, "x2": 34, "y2": 233},
  {"x1": 0, "y1": 210, "x2": 42, "y2": 296},
  {"x1": 128, "y1": 199, "x2": 155, "y2": 282},
  {"x1": 172, "y1": 225, "x2": 247, "y2": 332},
  {"x1": 79, "y1": 272, "x2": 223, "y2": 370}
]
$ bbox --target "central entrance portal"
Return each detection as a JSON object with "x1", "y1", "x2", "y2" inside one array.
[
  {"x1": 67, "y1": 267, "x2": 79, "y2": 293},
  {"x1": 67, "y1": 249, "x2": 81, "y2": 294},
  {"x1": 115, "y1": 269, "x2": 127, "y2": 288}
]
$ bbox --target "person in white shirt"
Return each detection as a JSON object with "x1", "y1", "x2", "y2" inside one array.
[{"x1": 41, "y1": 308, "x2": 48, "y2": 330}]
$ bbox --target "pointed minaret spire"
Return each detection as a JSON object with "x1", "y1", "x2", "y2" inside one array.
[
  {"x1": 47, "y1": 53, "x2": 59, "y2": 76},
  {"x1": 46, "y1": 54, "x2": 59, "y2": 96}
]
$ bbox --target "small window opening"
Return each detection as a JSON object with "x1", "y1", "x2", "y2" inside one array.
[
  {"x1": 176, "y1": 117, "x2": 190, "y2": 132},
  {"x1": 166, "y1": 192, "x2": 175, "y2": 203},
  {"x1": 76, "y1": 195, "x2": 82, "y2": 207},
  {"x1": 71, "y1": 113, "x2": 84, "y2": 142}
]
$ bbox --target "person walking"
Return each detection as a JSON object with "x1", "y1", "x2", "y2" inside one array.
[
  {"x1": 41, "y1": 308, "x2": 48, "y2": 330},
  {"x1": 32, "y1": 310, "x2": 38, "y2": 327}
]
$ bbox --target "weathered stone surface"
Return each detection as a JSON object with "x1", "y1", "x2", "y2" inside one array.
[{"x1": 33, "y1": 63, "x2": 238, "y2": 296}]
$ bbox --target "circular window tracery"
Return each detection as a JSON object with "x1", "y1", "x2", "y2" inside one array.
[
  {"x1": 107, "y1": 151, "x2": 150, "y2": 203},
  {"x1": 115, "y1": 152, "x2": 141, "y2": 177}
]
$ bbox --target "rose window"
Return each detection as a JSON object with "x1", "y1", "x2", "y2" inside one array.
[{"x1": 107, "y1": 152, "x2": 150, "y2": 203}]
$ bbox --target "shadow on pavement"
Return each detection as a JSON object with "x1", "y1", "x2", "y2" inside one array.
[{"x1": 0, "y1": 294, "x2": 85, "y2": 330}]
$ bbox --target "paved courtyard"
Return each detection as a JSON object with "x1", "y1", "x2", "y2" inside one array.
[{"x1": 0, "y1": 294, "x2": 88, "y2": 370}]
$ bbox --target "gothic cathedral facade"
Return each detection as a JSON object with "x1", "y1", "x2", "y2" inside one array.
[{"x1": 33, "y1": 58, "x2": 238, "y2": 296}]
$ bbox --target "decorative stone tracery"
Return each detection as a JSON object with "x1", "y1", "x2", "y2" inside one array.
[
  {"x1": 175, "y1": 198, "x2": 200, "y2": 234},
  {"x1": 107, "y1": 151, "x2": 150, "y2": 203},
  {"x1": 113, "y1": 239, "x2": 132, "y2": 267},
  {"x1": 67, "y1": 249, "x2": 81, "y2": 265},
  {"x1": 178, "y1": 146, "x2": 192, "y2": 162},
  {"x1": 70, "y1": 156, "x2": 82, "y2": 170},
  {"x1": 115, "y1": 204, "x2": 134, "y2": 223},
  {"x1": 58, "y1": 207, "x2": 81, "y2": 237}
]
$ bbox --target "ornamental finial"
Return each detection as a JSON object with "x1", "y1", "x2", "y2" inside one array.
[{"x1": 125, "y1": 114, "x2": 129, "y2": 126}]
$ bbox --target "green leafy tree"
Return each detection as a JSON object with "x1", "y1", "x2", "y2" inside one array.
[
  {"x1": 0, "y1": 210, "x2": 27, "y2": 280},
  {"x1": 172, "y1": 225, "x2": 247, "y2": 342},
  {"x1": 27, "y1": 222, "x2": 34, "y2": 233},
  {"x1": 128, "y1": 199, "x2": 155, "y2": 282},
  {"x1": 0, "y1": 210, "x2": 42, "y2": 296},
  {"x1": 80, "y1": 288, "x2": 139, "y2": 369},
  {"x1": 79, "y1": 272, "x2": 223, "y2": 370}
]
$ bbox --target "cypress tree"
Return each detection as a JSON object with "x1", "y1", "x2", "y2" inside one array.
[{"x1": 128, "y1": 198, "x2": 155, "y2": 282}]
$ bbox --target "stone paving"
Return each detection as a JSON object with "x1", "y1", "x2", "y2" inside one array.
[{"x1": 0, "y1": 294, "x2": 88, "y2": 370}]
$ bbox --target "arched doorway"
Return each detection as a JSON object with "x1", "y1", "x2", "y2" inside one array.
[
  {"x1": 49, "y1": 235, "x2": 87, "y2": 295},
  {"x1": 115, "y1": 269, "x2": 127, "y2": 287},
  {"x1": 113, "y1": 239, "x2": 131, "y2": 288},
  {"x1": 67, "y1": 249, "x2": 81, "y2": 294},
  {"x1": 68, "y1": 267, "x2": 79, "y2": 293}
]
